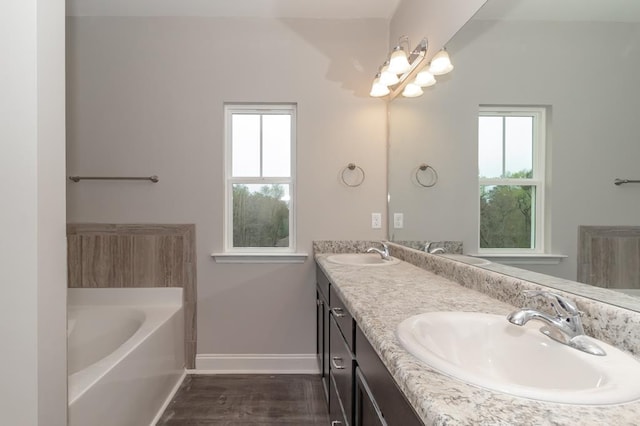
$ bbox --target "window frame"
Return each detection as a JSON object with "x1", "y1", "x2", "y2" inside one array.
[
  {"x1": 223, "y1": 103, "x2": 297, "y2": 254},
  {"x1": 478, "y1": 106, "x2": 547, "y2": 255}
]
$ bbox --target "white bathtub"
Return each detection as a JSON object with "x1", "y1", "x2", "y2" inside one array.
[{"x1": 68, "y1": 288, "x2": 185, "y2": 426}]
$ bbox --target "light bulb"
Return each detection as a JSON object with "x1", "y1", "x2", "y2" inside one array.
[
  {"x1": 379, "y1": 62, "x2": 400, "y2": 86},
  {"x1": 388, "y1": 47, "x2": 411, "y2": 75},
  {"x1": 414, "y1": 69, "x2": 436, "y2": 87},
  {"x1": 369, "y1": 75, "x2": 390, "y2": 97},
  {"x1": 429, "y1": 49, "x2": 454, "y2": 75},
  {"x1": 402, "y1": 82, "x2": 423, "y2": 98}
]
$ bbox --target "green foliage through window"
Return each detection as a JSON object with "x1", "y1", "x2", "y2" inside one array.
[
  {"x1": 233, "y1": 184, "x2": 290, "y2": 248},
  {"x1": 480, "y1": 182, "x2": 534, "y2": 249}
]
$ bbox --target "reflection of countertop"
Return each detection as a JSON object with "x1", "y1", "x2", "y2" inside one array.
[
  {"x1": 615, "y1": 289, "x2": 640, "y2": 297},
  {"x1": 315, "y1": 247, "x2": 640, "y2": 425}
]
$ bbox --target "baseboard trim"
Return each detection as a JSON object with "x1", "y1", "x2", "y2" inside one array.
[{"x1": 193, "y1": 353, "x2": 319, "y2": 374}]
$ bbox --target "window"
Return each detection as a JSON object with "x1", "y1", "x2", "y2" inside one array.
[
  {"x1": 224, "y1": 104, "x2": 296, "y2": 253},
  {"x1": 478, "y1": 106, "x2": 546, "y2": 253}
]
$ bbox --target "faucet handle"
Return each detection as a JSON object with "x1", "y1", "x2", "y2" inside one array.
[{"x1": 524, "y1": 290, "x2": 581, "y2": 316}]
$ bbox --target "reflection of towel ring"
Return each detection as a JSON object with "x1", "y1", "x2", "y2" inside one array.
[
  {"x1": 341, "y1": 163, "x2": 365, "y2": 187},
  {"x1": 416, "y1": 163, "x2": 438, "y2": 187}
]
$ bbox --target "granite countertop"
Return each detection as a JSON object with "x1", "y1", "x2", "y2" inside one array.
[{"x1": 315, "y1": 254, "x2": 640, "y2": 426}]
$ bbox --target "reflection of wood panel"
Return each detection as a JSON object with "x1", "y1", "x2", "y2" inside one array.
[
  {"x1": 578, "y1": 226, "x2": 640, "y2": 290},
  {"x1": 67, "y1": 224, "x2": 197, "y2": 368}
]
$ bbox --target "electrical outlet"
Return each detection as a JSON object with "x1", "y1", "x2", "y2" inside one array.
[
  {"x1": 393, "y1": 213, "x2": 404, "y2": 229},
  {"x1": 371, "y1": 213, "x2": 382, "y2": 229}
]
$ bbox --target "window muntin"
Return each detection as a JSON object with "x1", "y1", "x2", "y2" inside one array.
[
  {"x1": 478, "y1": 107, "x2": 546, "y2": 253},
  {"x1": 225, "y1": 104, "x2": 296, "y2": 252}
]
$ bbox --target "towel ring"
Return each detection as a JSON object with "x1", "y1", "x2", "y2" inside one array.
[
  {"x1": 416, "y1": 163, "x2": 438, "y2": 188},
  {"x1": 341, "y1": 163, "x2": 365, "y2": 187}
]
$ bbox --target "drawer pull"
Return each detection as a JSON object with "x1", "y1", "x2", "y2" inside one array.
[
  {"x1": 331, "y1": 307, "x2": 346, "y2": 318},
  {"x1": 331, "y1": 421, "x2": 343, "y2": 426},
  {"x1": 331, "y1": 356, "x2": 345, "y2": 370}
]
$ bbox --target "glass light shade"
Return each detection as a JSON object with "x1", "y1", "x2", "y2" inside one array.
[
  {"x1": 388, "y1": 47, "x2": 411, "y2": 74},
  {"x1": 379, "y1": 63, "x2": 400, "y2": 86},
  {"x1": 414, "y1": 69, "x2": 436, "y2": 87},
  {"x1": 429, "y1": 49, "x2": 454, "y2": 75},
  {"x1": 369, "y1": 76, "x2": 390, "y2": 97},
  {"x1": 402, "y1": 82, "x2": 424, "y2": 98}
]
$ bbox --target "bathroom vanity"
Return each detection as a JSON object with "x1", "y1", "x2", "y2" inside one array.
[
  {"x1": 316, "y1": 265, "x2": 422, "y2": 426},
  {"x1": 314, "y1": 241, "x2": 640, "y2": 425}
]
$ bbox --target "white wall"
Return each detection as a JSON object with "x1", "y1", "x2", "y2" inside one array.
[
  {"x1": 66, "y1": 17, "x2": 388, "y2": 363},
  {"x1": 389, "y1": 19, "x2": 640, "y2": 281},
  {"x1": 0, "y1": 0, "x2": 67, "y2": 424}
]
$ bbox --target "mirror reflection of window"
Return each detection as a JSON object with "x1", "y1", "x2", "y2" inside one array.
[{"x1": 478, "y1": 106, "x2": 546, "y2": 253}]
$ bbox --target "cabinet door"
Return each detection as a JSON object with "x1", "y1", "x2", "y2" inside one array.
[
  {"x1": 316, "y1": 288, "x2": 329, "y2": 402},
  {"x1": 355, "y1": 367, "x2": 387, "y2": 426},
  {"x1": 329, "y1": 372, "x2": 349, "y2": 426},
  {"x1": 356, "y1": 326, "x2": 423, "y2": 426}
]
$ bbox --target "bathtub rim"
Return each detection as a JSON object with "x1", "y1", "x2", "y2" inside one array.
[{"x1": 67, "y1": 288, "x2": 184, "y2": 405}]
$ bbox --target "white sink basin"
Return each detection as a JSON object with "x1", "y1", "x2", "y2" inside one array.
[
  {"x1": 397, "y1": 311, "x2": 640, "y2": 405},
  {"x1": 326, "y1": 253, "x2": 400, "y2": 266},
  {"x1": 439, "y1": 253, "x2": 491, "y2": 266}
]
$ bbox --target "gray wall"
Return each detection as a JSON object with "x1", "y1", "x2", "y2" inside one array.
[
  {"x1": 389, "y1": 19, "x2": 640, "y2": 280},
  {"x1": 66, "y1": 17, "x2": 388, "y2": 363}
]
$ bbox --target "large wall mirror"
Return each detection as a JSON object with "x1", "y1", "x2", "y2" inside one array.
[{"x1": 388, "y1": 0, "x2": 640, "y2": 312}]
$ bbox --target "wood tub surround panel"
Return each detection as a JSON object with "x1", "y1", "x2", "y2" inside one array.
[
  {"x1": 579, "y1": 226, "x2": 640, "y2": 290},
  {"x1": 67, "y1": 224, "x2": 197, "y2": 368}
]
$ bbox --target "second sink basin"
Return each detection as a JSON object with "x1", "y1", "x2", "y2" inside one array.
[
  {"x1": 326, "y1": 253, "x2": 400, "y2": 266},
  {"x1": 397, "y1": 311, "x2": 640, "y2": 405}
]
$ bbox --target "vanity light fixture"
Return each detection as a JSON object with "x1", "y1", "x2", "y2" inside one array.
[
  {"x1": 379, "y1": 61, "x2": 400, "y2": 86},
  {"x1": 428, "y1": 48, "x2": 454, "y2": 75},
  {"x1": 413, "y1": 68, "x2": 436, "y2": 87},
  {"x1": 402, "y1": 82, "x2": 424, "y2": 98},
  {"x1": 398, "y1": 47, "x2": 454, "y2": 98},
  {"x1": 369, "y1": 73, "x2": 391, "y2": 97},
  {"x1": 388, "y1": 43, "x2": 412, "y2": 74},
  {"x1": 368, "y1": 36, "x2": 428, "y2": 99}
]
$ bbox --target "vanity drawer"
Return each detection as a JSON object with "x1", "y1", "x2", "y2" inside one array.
[
  {"x1": 330, "y1": 285, "x2": 354, "y2": 350},
  {"x1": 330, "y1": 315, "x2": 354, "y2": 423}
]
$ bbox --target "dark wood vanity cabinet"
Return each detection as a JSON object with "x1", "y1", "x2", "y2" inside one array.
[
  {"x1": 354, "y1": 367, "x2": 386, "y2": 426},
  {"x1": 316, "y1": 266, "x2": 424, "y2": 426},
  {"x1": 316, "y1": 267, "x2": 330, "y2": 402},
  {"x1": 355, "y1": 326, "x2": 423, "y2": 426}
]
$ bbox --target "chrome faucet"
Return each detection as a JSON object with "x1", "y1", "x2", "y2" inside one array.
[
  {"x1": 424, "y1": 241, "x2": 445, "y2": 254},
  {"x1": 507, "y1": 290, "x2": 606, "y2": 356},
  {"x1": 366, "y1": 242, "x2": 390, "y2": 260}
]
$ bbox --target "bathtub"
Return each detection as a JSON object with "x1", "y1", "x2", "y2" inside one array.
[{"x1": 68, "y1": 288, "x2": 185, "y2": 426}]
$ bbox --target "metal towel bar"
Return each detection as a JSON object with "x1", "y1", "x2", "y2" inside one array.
[
  {"x1": 69, "y1": 175, "x2": 159, "y2": 183},
  {"x1": 614, "y1": 178, "x2": 640, "y2": 186}
]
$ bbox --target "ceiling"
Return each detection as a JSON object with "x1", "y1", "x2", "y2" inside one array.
[{"x1": 66, "y1": 0, "x2": 402, "y2": 19}]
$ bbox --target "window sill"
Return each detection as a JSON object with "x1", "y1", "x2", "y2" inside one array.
[
  {"x1": 466, "y1": 253, "x2": 567, "y2": 265},
  {"x1": 211, "y1": 252, "x2": 308, "y2": 264}
]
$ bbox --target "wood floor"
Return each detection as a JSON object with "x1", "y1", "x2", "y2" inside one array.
[{"x1": 156, "y1": 374, "x2": 330, "y2": 425}]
